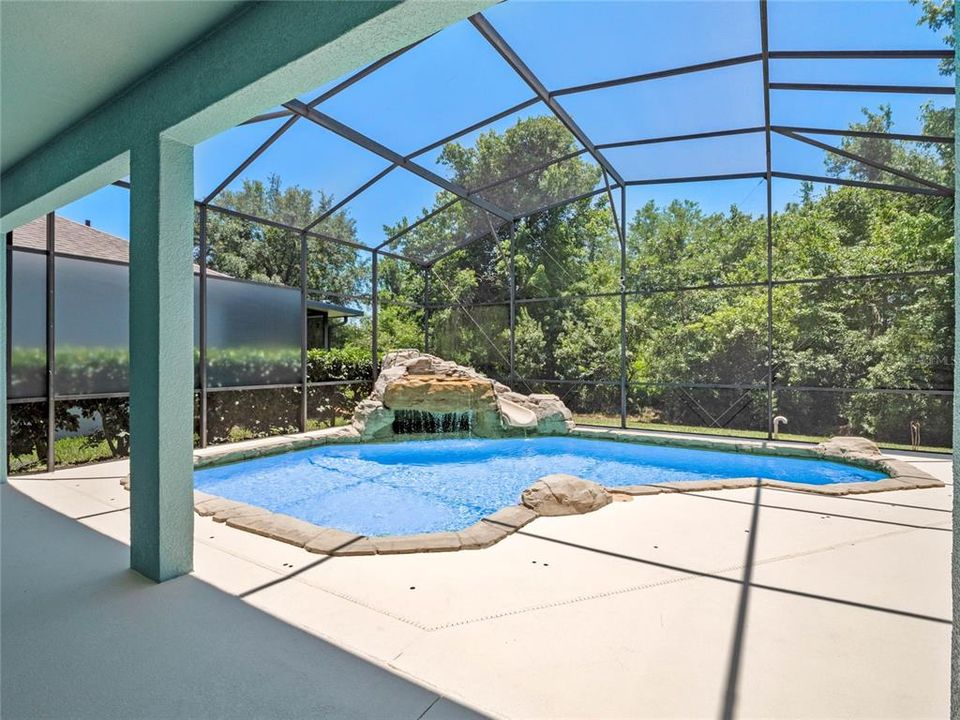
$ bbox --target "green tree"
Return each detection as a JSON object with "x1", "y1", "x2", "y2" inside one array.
[{"x1": 204, "y1": 173, "x2": 367, "y2": 297}]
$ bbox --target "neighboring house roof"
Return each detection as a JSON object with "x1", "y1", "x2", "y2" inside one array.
[
  {"x1": 12, "y1": 215, "x2": 230, "y2": 276},
  {"x1": 307, "y1": 300, "x2": 363, "y2": 319}
]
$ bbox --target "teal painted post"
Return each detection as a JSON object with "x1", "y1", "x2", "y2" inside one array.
[{"x1": 129, "y1": 135, "x2": 195, "y2": 582}]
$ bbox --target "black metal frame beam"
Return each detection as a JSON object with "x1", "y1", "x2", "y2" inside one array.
[
  {"x1": 45, "y1": 213, "x2": 56, "y2": 470},
  {"x1": 552, "y1": 53, "x2": 763, "y2": 97},
  {"x1": 303, "y1": 97, "x2": 541, "y2": 235},
  {"x1": 768, "y1": 49, "x2": 953, "y2": 60},
  {"x1": 771, "y1": 125, "x2": 954, "y2": 144},
  {"x1": 203, "y1": 38, "x2": 955, "y2": 269},
  {"x1": 304, "y1": 165, "x2": 396, "y2": 233},
  {"x1": 597, "y1": 127, "x2": 766, "y2": 150},
  {"x1": 284, "y1": 99, "x2": 515, "y2": 222},
  {"x1": 770, "y1": 81, "x2": 954, "y2": 94},
  {"x1": 775, "y1": 128, "x2": 953, "y2": 194},
  {"x1": 198, "y1": 205, "x2": 209, "y2": 447},
  {"x1": 424, "y1": 185, "x2": 614, "y2": 268},
  {"x1": 203, "y1": 115, "x2": 300, "y2": 205},
  {"x1": 299, "y1": 231, "x2": 308, "y2": 432},
  {"x1": 4, "y1": 231, "x2": 11, "y2": 472},
  {"x1": 760, "y1": 0, "x2": 775, "y2": 441},
  {"x1": 771, "y1": 170, "x2": 953, "y2": 196},
  {"x1": 203, "y1": 202, "x2": 422, "y2": 265},
  {"x1": 469, "y1": 13, "x2": 626, "y2": 188},
  {"x1": 377, "y1": 147, "x2": 590, "y2": 252},
  {"x1": 625, "y1": 172, "x2": 767, "y2": 187},
  {"x1": 205, "y1": 37, "x2": 426, "y2": 207},
  {"x1": 240, "y1": 109, "x2": 294, "y2": 126}
]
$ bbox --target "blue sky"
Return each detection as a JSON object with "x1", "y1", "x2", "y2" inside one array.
[{"x1": 58, "y1": 0, "x2": 953, "y2": 247}]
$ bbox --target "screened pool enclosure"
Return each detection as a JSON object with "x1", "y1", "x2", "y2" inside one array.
[{"x1": 6, "y1": 0, "x2": 956, "y2": 471}]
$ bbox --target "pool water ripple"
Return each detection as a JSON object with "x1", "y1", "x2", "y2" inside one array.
[{"x1": 194, "y1": 436, "x2": 886, "y2": 536}]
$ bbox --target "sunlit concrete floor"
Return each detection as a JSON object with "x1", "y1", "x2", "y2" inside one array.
[{"x1": 2, "y1": 441, "x2": 953, "y2": 719}]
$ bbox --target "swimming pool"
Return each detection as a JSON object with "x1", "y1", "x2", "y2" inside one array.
[{"x1": 194, "y1": 436, "x2": 886, "y2": 536}]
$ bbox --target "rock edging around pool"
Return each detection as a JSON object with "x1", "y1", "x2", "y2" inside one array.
[
  {"x1": 122, "y1": 429, "x2": 942, "y2": 556},
  {"x1": 574, "y1": 431, "x2": 943, "y2": 496},
  {"x1": 120, "y1": 473, "x2": 611, "y2": 556}
]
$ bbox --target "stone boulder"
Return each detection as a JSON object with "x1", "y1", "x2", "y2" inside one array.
[
  {"x1": 521, "y1": 474, "x2": 612, "y2": 516},
  {"x1": 351, "y1": 349, "x2": 575, "y2": 439},
  {"x1": 352, "y1": 399, "x2": 395, "y2": 440},
  {"x1": 382, "y1": 374, "x2": 498, "y2": 413},
  {"x1": 816, "y1": 436, "x2": 883, "y2": 460}
]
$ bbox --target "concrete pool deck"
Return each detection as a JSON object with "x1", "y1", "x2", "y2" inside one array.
[{"x1": 2, "y1": 433, "x2": 953, "y2": 718}]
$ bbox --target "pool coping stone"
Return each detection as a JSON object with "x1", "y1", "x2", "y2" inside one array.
[{"x1": 122, "y1": 425, "x2": 944, "y2": 556}]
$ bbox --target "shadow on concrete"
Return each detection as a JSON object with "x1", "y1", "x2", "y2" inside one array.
[
  {"x1": 669, "y1": 489, "x2": 951, "y2": 532},
  {"x1": 0, "y1": 486, "x2": 484, "y2": 720},
  {"x1": 719, "y1": 479, "x2": 762, "y2": 720},
  {"x1": 511, "y1": 527, "x2": 951, "y2": 626}
]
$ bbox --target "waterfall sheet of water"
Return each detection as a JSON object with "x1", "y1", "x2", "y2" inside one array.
[{"x1": 393, "y1": 409, "x2": 475, "y2": 435}]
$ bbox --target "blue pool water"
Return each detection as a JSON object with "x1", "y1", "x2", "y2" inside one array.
[{"x1": 195, "y1": 437, "x2": 886, "y2": 536}]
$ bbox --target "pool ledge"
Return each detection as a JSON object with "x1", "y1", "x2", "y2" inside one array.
[{"x1": 120, "y1": 426, "x2": 943, "y2": 556}]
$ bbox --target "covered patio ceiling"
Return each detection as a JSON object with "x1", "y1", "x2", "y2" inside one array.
[{"x1": 0, "y1": 0, "x2": 245, "y2": 173}]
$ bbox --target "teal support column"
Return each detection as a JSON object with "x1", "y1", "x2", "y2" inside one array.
[{"x1": 129, "y1": 135, "x2": 195, "y2": 582}]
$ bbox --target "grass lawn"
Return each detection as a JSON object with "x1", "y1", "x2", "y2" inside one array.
[
  {"x1": 8, "y1": 413, "x2": 949, "y2": 473},
  {"x1": 9, "y1": 435, "x2": 116, "y2": 474},
  {"x1": 573, "y1": 414, "x2": 951, "y2": 454}
]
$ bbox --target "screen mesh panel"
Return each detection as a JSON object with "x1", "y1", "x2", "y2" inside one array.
[
  {"x1": 10, "y1": 250, "x2": 46, "y2": 398},
  {"x1": 206, "y1": 276, "x2": 301, "y2": 387},
  {"x1": 55, "y1": 256, "x2": 129, "y2": 395}
]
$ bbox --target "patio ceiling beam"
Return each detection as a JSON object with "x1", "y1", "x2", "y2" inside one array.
[
  {"x1": 771, "y1": 125, "x2": 954, "y2": 144},
  {"x1": 284, "y1": 99, "x2": 515, "y2": 221},
  {"x1": 596, "y1": 127, "x2": 766, "y2": 150},
  {"x1": 771, "y1": 171, "x2": 953, "y2": 196},
  {"x1": 551, "y1": 53, "x2": 763, "y2": 97},
  {"x1": 775, "y1": 128, "x2": 953, "y2": 194},
  {"x1": 769, "y1": 82, "x2": 954, "y2": 95},
  {"x1": 469, "y1": 13, "x2": 626, "y2": 187}
]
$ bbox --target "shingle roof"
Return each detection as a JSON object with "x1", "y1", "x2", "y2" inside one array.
[{"x1": 11, "y1": 215, "x2": 229, "y2": 276}]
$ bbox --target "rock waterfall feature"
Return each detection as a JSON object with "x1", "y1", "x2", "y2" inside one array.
[{"x1": 351, "y1": 349, "x2": 574, "y2": 440}]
